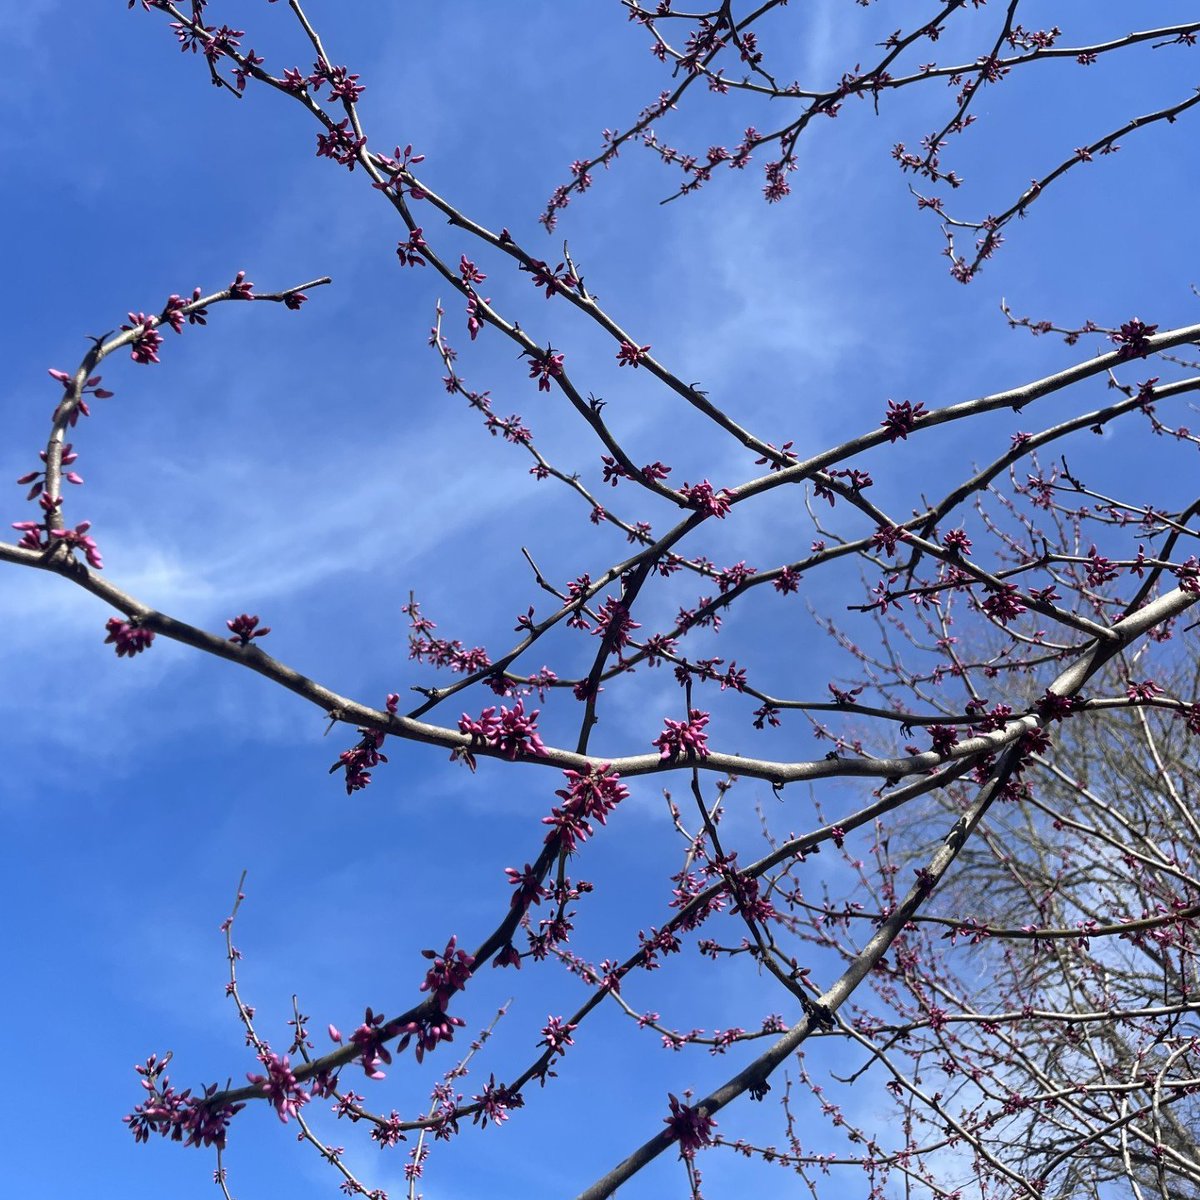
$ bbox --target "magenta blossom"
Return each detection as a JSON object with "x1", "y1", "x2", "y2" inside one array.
[
  {"x1": 395, "y1": 1009, "x2": 465, "y2": 1063},
  {"x1": 396, "y1": 228, "x2": 428, "y2": 267},
  {"x1": 527, "y1": 348, "x2": 565, "y2": 391},
  {"x1": 663, "y1": 1093, "x2": 716, "y2": 1159},
  {"x1": 542, "y1": 764, "x2": 629, "y2": 853},
  {"x1": 226, "y1": 613, "x2": 271, "y2": 646},
  {"x1": 458, "y1": 700, "x2": 546, "y2": 760},
  {"x1": 942, "y1": 527, "x2": 972, "y2": 555},
  {"x1": 48, "y1": 520, "x2": 104, "y2": 569},
  {"x1": 333, "y1": 730, "x2": 388, "y2": 794},
  {"x1": 1111, "y1": 317, "x2": 1157, "y2": 360},
  {"x1": 120, "y1": 313, "x2": 163, "y2": 365},
  {"x1": 246, "y1": 1052, "x2": 310, "y2": 1124},
  {"x1": 471, "y1": 1075, "x2": 524, "y2": 1128},
  {"x1": 593, "y1": 597, "x2": 640, "y2": 650},
  {"x1": 981, "y1": 583, "x2": 1027, "y2": 625},
  {"x1": 228, "y1": 270, "x2": 254, "y2": 299},
  {"x1": 420, "y1": 935, "x2": 475, "y2": 1010},
  {"x1": 880, "y1": 398, "x2": 928, "y2": 442},
  {"x1": 124, "y1": 1056, "x2": 244, "y2": 1150},
  {"x1": 539, "y1": 1015, "x2": 576, "y2": 1058},
  {"x1": 679, "y1": 480, "x2": 733, "y2": 518},
  {"x1": 654, "y1": 709, "x2": 711, "y2": 760},
  {"x1": 350, "y1": 1007, "x2": 393, "y2": 1079},
  {"x1": 105, "y1": 617, "x2": 154, "y2": 657}
]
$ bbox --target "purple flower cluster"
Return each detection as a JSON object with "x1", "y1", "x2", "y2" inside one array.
[
  {"x1": 458, "y1": 700, "x2": 547, "y2": 761},
  {"x1": 124, "y1": 1055, "x2": 244, "y2": 1150},
  {"x1": 419, "y1": 936, "x2": 475, "y2": 1009},
  {"x1": 880, "y1": 398, "x2": 928, "y2": 442},
  {"x1": 654, "y1": 709, "x2": 711, "y2": 760},
  {"x1": 105, "y1": 617, "x2": 154, "y2": 657},
  {"x1": 334, "y1": 730, "x2": 388, "y2": 793},
  {"x1": 347, "y1": 1007, "x2": 392, "y2": 1079},
  {"x1": 245, "y1": 1051, "x2": 311, "y2": 1124},
  {"x1": 663, "y1": 1093, "x2": 717, "y2": 1159},
  {"x1": 616, "y1": 341, "x2": 651, "y2": 367},
  {"x1": 527, "y1": 348, "x2": 565, "y2": 392},
  {"x1": 120, "y1": 312, "x2": 164, "y2": 364},
  {"x1": 541, "y1": 765, "x2": 629, "y2": 854},
  {"x1": 226, "y1": 612, "x2": 271, "y2": 646},
  {"x1": 679, "y1": 479, "x2": 733, "y2": 518},
  {"x1": 471, "y1": 1075, "x2": 524, "y2": 1128},
  {"x1": 1111, "y1": 317, "x2": 1158, "y2": 361}
]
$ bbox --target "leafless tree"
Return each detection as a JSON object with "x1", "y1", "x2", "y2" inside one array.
[{"x1": 7, "y1": 4, "x2": 1200, "y2": 1198}]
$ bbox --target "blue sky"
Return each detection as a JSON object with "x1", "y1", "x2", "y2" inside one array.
[{"x1": 3, "y1": 4, "x2": 1200, "y2": 1198}]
